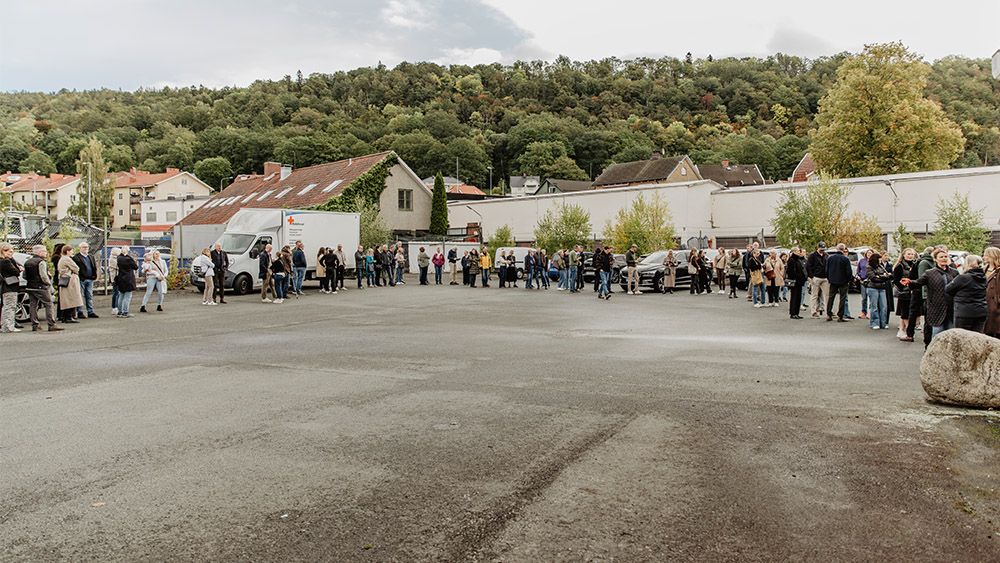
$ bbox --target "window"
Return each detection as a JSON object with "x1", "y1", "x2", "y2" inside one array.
[
  {"x1": 321, "y1": 179, "x2": 343, "y2": 193},
  {"x1": 257, "y1": 190, "x2": 275, "y2": 201},
  {"x1": 165, "y1": 211, "x2": 177, "y2": 222},
  {"x1": 20, "y1": 195, "x2": 25, "y2": 201},
  {"x1": 70, "y1": 195, "x2": 76, "y2": 202},
  {"x1": 241, "y1": 192, "x2": 259, "y2": 203},
  {"x1": 118, "y1": 209, "x2": 123, "y2": 216},
  {"x1": 298, "y1": 183, "x2": 318, "y2": 195},
  {"x1": 118, "y1": 193, "x2": 123, "y2": 200},
  {"x1": 398, "y1": 189, "x2": 413, "y2": 211},
  {"x1": 274, "y1": 187, "x2": 294, "y2": 199},
  {"x1": 680, "y1": 166, "x2": 687, "y2": 176},
  {"x1": 146, "y1": 212, "x2": 157, "y2": 222},
  {"x1": 181, "y1": 178, "x2": 188, "y2": 185}
]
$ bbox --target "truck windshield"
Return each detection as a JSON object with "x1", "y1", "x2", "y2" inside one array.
[
  {"x1": 23, "y1": 218, "x2": 44, "y2": 238},
  {"x1": 218, "y1": 233, "x2": 255, "y2": 255}
]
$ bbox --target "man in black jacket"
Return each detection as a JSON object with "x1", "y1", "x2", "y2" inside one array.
[
  {"x1": 259, "y1": 243, "x2": 275, "y2": 302},
  {"x1": 210, "y1": 243, "x2": 229, "y2": 304},
  {"x1": 373, "y1": 247, "x2": 384, "y2": 287},
  {"x1": 72, "y1": 242, "x2": 99, "y2": 318},
  {"x1": 355, "y1": 246, "x2": 365, "y2": 289},
  {"x1": 447, "y1": 247, "x2": 458, "y2": 285},
  {"x1": 786, "y1": 247, "x2": 808, "y2": 319},
  {"x1": 825, "y1": 243, "x2": 852, "y2": 321},
  {"x1": 806, "y1": 241, "x2": 829, "y2": 317},
  {"x1": 24, "y1": 245, "x2": 62, "y2": 331}
]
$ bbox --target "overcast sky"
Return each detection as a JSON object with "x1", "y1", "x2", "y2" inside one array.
[{"x1": 2, "y1": 0, "x2": 997, "y2": 92}]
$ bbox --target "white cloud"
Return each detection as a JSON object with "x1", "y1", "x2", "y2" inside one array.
[
  {"x1": 381, "y1": 0, "x2": 432, "y2": 29},
  {"x1": 437, "y1": 47, "x2": 503, "y2": 66}
]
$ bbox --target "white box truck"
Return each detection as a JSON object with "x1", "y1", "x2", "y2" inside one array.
[{"x1": 194, "y1": 208, "x2": 360, "y2": 294}]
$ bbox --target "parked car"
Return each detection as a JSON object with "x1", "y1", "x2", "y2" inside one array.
[
  {"x1": 568, "y1": 252, "x2": 625, "y2": 284},
  {"x1": 493, "y1": 246, "x2": 538, "y2": 280},
  {"x1": 617, "y1": 249, "x2": 751, "y2": 293}
]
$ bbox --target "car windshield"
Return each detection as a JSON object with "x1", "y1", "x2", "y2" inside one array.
[
  {"x1": 217, "y1": 233, "x2": 255, "y2": 255},
  {"x1": 640, "y1": 251, "x2": 669, "y2": 265}
]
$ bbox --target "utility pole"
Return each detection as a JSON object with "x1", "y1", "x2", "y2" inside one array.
[
  {"x1": 85, "y1": 161, "x2": 92, "y2": 224},
  {"x1": 455, "y1": 157, "x2": 459, "y2": 183},
  {"x1": 487, "y1": 165, "x2": 493, "y2": 194}
]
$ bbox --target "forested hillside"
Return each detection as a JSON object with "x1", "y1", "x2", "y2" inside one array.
[{"x1": 1, "y1": 53, "x2": 997, "y2": 192}]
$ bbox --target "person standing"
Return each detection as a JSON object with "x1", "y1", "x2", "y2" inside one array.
[
  {"x1": 292, "y1": 241, "x2": 307, "y2": 295},
  {"x1": 193, "y1": 248, "x2": 216, "y2": 305},
  {"x1": 468, "y1": 248, "x2": 480, "y2": 287},
  {"x1": 983, "y1": 247, "x2": 1000, "y2": 338},
  {"x1": 697, "y1": 250, "x2": 711, "y2": 295},
  {"x1": 211, "y1": 242, "x2": 229, "y2": 304},
  {"x1": 910, "y1": 247, "x2": 959, "y2": 343},
  {"x1": 417, "y1": 247, "x2": 431, "y2": 285},
  {"x1": 857, "y1": 249, "x2": 873, "y2": 319},
  {"x1": 354, "y1": 245, "x2": 366, "y2": 290},
  {"x1": 905, "y1": 247, "x2": 936, "y2": 345},
  {"x1": 554, "y1": 250, "x2": 567, "y2": 290},
  {"x1": 108, "y1": 247, "x2": 122, "y2": 315},
  {"x1": 479, "y1": 246, "x2": 492, "y2": 288},
  {"x1": 746, "y1": 247, "x2": 766, "y2": 307},
  {"x1": 316, "y1": 247, "x2": 328, "y2": 292},
  {"x1": 726, "y1": 248, "x2": 742, "y2": 298},
  {"x1": 382, "y1": 245, "x2": 396, "y2": 287},
  {"x1": 372, "y1": 246, "x2": 384, "y2": 287},
  {"x1": 569, "y1": 245, "x2": 581, "y2": 294},
  {"x1": 1, "y1": 243, "x2": 23, "y2": 332},
  {"x1": 270, "y1": 249, "x2": 287, "y2": 304},
  {"x1": 116, "y1": 246, "x2": 139, "y2": 318},
  {"x1": 825, "y1": 244, "x2": 852, "y2": 322},
  {"x1": 538, "y1": 249, "x2": 550, "y2": 290},
  {"x1": 448, "y1": 247, "x2": 459, "y2": 285},
  {"x1": 23, "y1": 245, "x2": 63, "y2": 331},
  {"x1": 806, "y1": 242, "x2": 829, "y2": 317},
  {"x1": 73, "y1": 242, "x2": 98, "y2": 318},
  {"x1": 865, "y1": 252, "x2": 891, "y2": 329},
  {"x1": 432, "y1": 247, "x2": 445, "y2": 285},
  {"x1": 461, "y1": 251, "x2": 470, "y2": 285},
  {"x1": 323, "y1": 248, "x2": 339, "y2": 293},
  {"x1": 139, "y1": 250, "x2": 168, "y2": 313},
  {"x1": 598, "y1": 245, "x2": 613, "y2": 300},
  {"x1": 714, "y1": 247, "x2": 728, "y2": 294},
  {"x1": 335, "y1": 244, "x2": 347, "y2": 291},
  {"x1": 497, "y1": 250, "x2": 508, "y2": 288},
  {"x1": 258, "y1": 244, "x2": 274, "y2": 302},
  {"x1": 945, "y1": 255, "x2": 988, "y2": 333},
  {"x1": 892, "y1": 248, "x2": 917, "y2": 339},
  {"x1": 624, "y1": 244, "x2": 639, "y2": 295},
  {"x1": 764, "y1": 250, "x2": 783, "y2": 307},
  {"x1": 524, "y1": 250, "x2": 536, "y2": 290},
  {"x1": 279, "y1": 245, "x2": 294, "y2": 297},
  {"x1": 687, "y1": 248, "x2": 700, "y2": 295},
  {"x1": 365, "y1": 248, "x2": 376, "y2": 287},
  {"x1": 395, "y1": 247, "x2": 407, "y2": 285},
  {"x1": 661, "y1": 250, "x2": 678, "y2": 294},
  {"x1": 57, "y1": 245, "x2": 83, "y2": 323},
  {"x1": 786, "y1": 247, "x2": 807, "y2": 318}
]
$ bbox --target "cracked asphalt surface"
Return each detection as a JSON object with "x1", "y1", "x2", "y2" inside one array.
[{"x1": 3, "y1": 279, "x2": 998, "y2": 561}]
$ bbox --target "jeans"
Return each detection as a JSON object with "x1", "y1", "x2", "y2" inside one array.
[
  {"x1": 498, "y1": 266, "x2": 507, "y2": 287},
  {"x1": 112, "y1": 285, "x2": 120, "y2": 311},
  {"x1": 367, "y1": 271, "x2": 375, "y2": 286},
  {"x1": 273, "y1": 274, "x2": 286, "y2": 299},
  {"x1": 1, "y1": 291, "x2": 17, "y2": 331},
  {"x1": 780, "y1": 285, "x2": 788, "y2": 300},
  {"x1": 569, "y1": 266, "x2": 578, "y2": 291},
  {"x1": 77, "y1": 278, "x2": 94, "y2": 315},
  {"x1": 541, "y1": 267, "x2": 550, "y2": 288},
  {"x1": 861, "y1": 284, "x2": 869, "y2": 315},
  {"x1": 434, "y1": 265, "x2": 443, "y2": 284},
  {"x1": 481, "y1": 270, "x2": 490, "y2": 286},
  {"x1": 526, "y1": 266, "x2": 534, "y2": 289},
  {"x1": 293, "y1": 267, "x2": 306, "y2": 294},
  {"x1": 141, "y1": 279, "x2": 166, "y2": 307},
  {"x1": 866, "y1": 288, "x2": 887, "y2": 328},
  {"x1": 119, "y1": 290, "x2": 133, "y2": 315},
  {"x1": 559, "y1": 270, "x2": 567, "y2": 289},
  {"x1": 752, "y1": 283, "x2": 765, "y2": 305},
  {"x1": 599, "y1": 270, "x2": 611, "y2": 296},
  {"x1": 931, "y1": 321, "x2": 955, "y2": 340},
  {"x1": 396, "y1": 266, "x2": 404, "y2": 283}
]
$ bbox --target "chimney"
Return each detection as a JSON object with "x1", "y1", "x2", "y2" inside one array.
[
  {"x1": 50, "y1": 173, "x2": 63, "y2": 180},
  {"x1": 166, "y1": 168, "x2": 179, "y2": 174},
  {"x1": 721, "y1": 159, "x2": 730, "y2": 167},
  {"x1": 130, "y1": 167, "x2": 138, "y2": 174},
  {"x1": 650, "y1": 150, "x2": 661, "y2": 160},
  {"x1": 263, "y1": 162, "x2": 281, "y2": 177},
  {"x1": 280, "y1": 165, "x2": 292, "y2": 181}
]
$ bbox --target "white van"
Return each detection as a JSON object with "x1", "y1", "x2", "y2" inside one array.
[
  {"x1": 195, "y1": 208, "x2": 360, "y2": 294},
  {"x1": 493, "y1": 246, "x2": 538, "y2": 279}
]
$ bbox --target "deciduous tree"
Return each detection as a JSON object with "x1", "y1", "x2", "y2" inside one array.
[
  {"x1": 602, "y1": 193, "x2": 676, "y2": 254},
  {"x1": 533, "y1": 203, "x2": 592, "y2": 254},
  {"x1": 927, "y1": 191, "x2": 990, "y2": 252}
]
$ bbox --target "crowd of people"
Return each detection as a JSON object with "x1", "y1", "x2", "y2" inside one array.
[{"x1": 3, "y1": 237, "x2": 998, "y2": 346}]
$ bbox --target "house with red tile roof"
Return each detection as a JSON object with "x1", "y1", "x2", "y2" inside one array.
[
  {"x1": 1, "y1": 173, "x2": 81, "y2": 219},
  {"x1": 173, "y1": 152, "x2": 431, "y2": 258},
  {"x1": 790, "y1": 153, "x2": 819, "y2": 183},
  {"x1": 111, "y1": 167, "x2": 212, "y2": 230}
]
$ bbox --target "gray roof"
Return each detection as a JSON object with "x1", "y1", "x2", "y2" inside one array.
[
  {"x1": 592, "y1": 156, "x2": 686, "y2": 187},
  {"x1": 696, "y1": 164, "x2": 767, "y2": 187},
  {"x1": 544, "y1": 179, "x2": 593, "y2": 192}
]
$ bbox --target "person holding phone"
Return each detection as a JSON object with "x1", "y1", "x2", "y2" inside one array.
[{"x1": 893, "y1": 248, "x2": 917, "y2": 340}]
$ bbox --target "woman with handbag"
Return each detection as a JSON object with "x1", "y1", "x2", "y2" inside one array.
[
  {"x1": 661, "y1": 251, "x2": 679, "y2": 294},
  {"x1": 747, "y1": 247, "x2": 766, "y2": 307},
  {"x1": 687, "y1": 248, "x2": 699, "y2": 295},
  {"x1": 1, "y1": 243, "x2": 23, "y2": 333},
  {"x1": 57, "y1": 245, "x2": 84, "y2": 323},
  {"x1": 116, "y1": 247, "x2": 139, "y2": 318},
  {"x1": 726, "y1": 248, "x2": 742, "y2": 298},
  {"x1": 140, "y1": 250, "x2": 168, "y2": 313},
  {"x1": 764, "y1": 251, "x2": 783, "y2": 307},
  {"x1": 865, "y1": 252, "x2": 891, "y2": 330},
  {"x1": 192, "y1": 248, "x2": 215, "y2": 305}
]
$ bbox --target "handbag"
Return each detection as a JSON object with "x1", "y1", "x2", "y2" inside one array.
[
  {"x1": 58, "y1": 275, "x2": 71, "y2": 287},
  {"x1": 750, "y1": 270, "x2": 764, "y2": 286},
  {"x1": 765, "y1": 269, "x2": 776, "y2": 281},
  {"x1": 3, "y1": 274, "x2": 18, "y2": 286}
]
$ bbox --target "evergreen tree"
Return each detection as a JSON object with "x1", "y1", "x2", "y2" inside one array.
[{"x1": 429, "y1": 172, "x2": 449, "y2": 235}]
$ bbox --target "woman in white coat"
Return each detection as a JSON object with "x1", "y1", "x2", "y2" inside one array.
[{"x1": 140, "y1": 250, "x2": 169, "y2": 312}]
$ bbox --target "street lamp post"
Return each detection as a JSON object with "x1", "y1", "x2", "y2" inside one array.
[
  {"x1": 220, "y1": 176, "x2": 233, "y2": 191},
  {"x1": 882, "y1": 179, "x2": 899, "y2": 252},
  {"x1": 487, "y1": 165, "x2": 493, "y2": 195},
  {"x1": 465, "y1": 205, "x2": 483, "y2": 242},
  {"x1": 84, "y1": 161, "x2": 92, "y2": 223}
]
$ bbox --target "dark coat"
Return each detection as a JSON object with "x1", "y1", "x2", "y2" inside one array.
[
  {"x1": 986, "y1": 271, "x2": 1000, "y2": 335},
  {"x1": 806, "y1": 250, "x2": 828, "y2": 278},
  {"x1": 826, "y1": 252, "x2": 853, "y2": 285},
  {"x1": 786, "y1": 253, "x2": 807, "y2": 285},
  {"x1": 211, "y1": 248, "x2": 229, "y2": 273},
  {"x1": 1, "y1": 256, "x2": 21, "y2": 293},
  {"x1": 865, "y1": 262, "x2": 891, "y2": 290},
  {"x1": 292, "y1": 248, "x2": 307, "y2": 268},
  {"x1": 116, "y1": 254, "x2": 138, "y2": 292},
  {"x1": 72, "y1": 253, "x2": 98, "y2": 281},
  {"x1": 912, "y1": 265, "x2": 959, "y2": 326},
  {"x1": 893, "y1": 259, "x2": 914, "y2": 298},
  {"x1": 945, "y1": 268, "x2": 988, "y2": 319}
]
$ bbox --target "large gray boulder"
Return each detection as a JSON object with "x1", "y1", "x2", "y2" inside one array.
[{"x1": 920, "y1": 329, "x2": 1000, "y2": 408}]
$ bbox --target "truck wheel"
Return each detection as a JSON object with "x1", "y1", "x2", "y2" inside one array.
[{"x1": 233, "y1": 274, "x2": 251, "y2": 295}]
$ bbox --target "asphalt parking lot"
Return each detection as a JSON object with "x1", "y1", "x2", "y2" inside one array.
[{"x1": 3, "y1": 279, "x2": 998, "y2": 561}]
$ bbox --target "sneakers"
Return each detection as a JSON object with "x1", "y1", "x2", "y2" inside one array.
[
  {"x1": 754, "y1": 303, "x2": 762, "y2": 308},
  {"x1": 48, "y1": 325, "x2": 64, "y2": 332},
  {"x1": 859, "y1": 313, "x2": 868, "y2": 319},
  {"x1": 207, "y1": 301, "x2": 217, "y2": 306},
  {"x1": 111, "y1": 308, "x2": 118, "y2": 315},
  {"x1": 262, "y1": 298, "x2": 273, "y2": 303},
  {"x1": 718, "y1": 290, "x2": 725, "y2": 294},
  {"x1": 331, "y1": 290, "x2": 338, "y2": 294},
  {"x1": 274, "y1": 298, "x2": 283, "y2": 304},
  {"x1": 900, "y1": 336, "x2": 914, "y2": 342},
  {"x1": 896, "y1": 330, "x2": 906, "y2": 338}
]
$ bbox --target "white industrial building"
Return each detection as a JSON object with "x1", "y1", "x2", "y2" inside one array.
[{"x1": 448, "y1": 165, "x2": 1000, "y2": 251}]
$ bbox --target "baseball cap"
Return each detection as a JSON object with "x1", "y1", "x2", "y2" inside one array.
[{"x1": 817, "y1": 241, "x2": 827, "y2": 249}]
